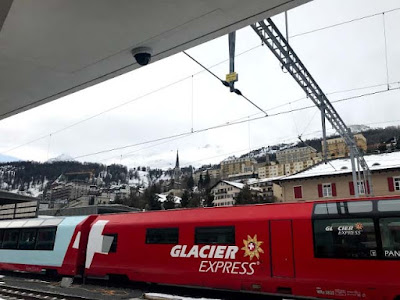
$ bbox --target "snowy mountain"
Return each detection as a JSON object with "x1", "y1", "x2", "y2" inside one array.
[
  {"x1": 0, "y1": 154, "x2": 20, "y2": 163},
  {"x1": 349, "y1": 124, "x2": 371, "y2": 133},
  {"x1": 47, "y1": 153, "x2": 76, "y2": 163}
]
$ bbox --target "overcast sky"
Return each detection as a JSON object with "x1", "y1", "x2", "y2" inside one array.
[{"x1": 0, "y1": 0, "x2": 399, "y2": 169}]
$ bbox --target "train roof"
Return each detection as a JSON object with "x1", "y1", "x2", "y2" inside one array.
[{"x1": 94, "y1": 196, "x2": 399, "y2": 226}]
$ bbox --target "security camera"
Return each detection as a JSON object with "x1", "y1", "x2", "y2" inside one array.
[{"x1": 131, "y1": 47, "x2": 153, "y2": 66}]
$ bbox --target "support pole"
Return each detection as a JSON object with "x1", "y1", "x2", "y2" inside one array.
[
  {"x1": 228, "y1": 31, "x2": 236, "y2": 92},
  {"x1": 321, "y1": 103, "x2": 328, "y2": 163},
  {"x1": 350, "y1": 147, "x2": 359, "y2": 198}
]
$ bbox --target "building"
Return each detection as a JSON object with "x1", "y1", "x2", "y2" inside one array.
[
  {"x1": 173, "y1": 150, "x2": 182, "y2": 189},
  {"x1": 276, "y1": 146, "x2": 318, "y2": 164},
  {"x1": 257, "y1": 158, "x2": 322, "y2": 179},
  {"x1": 220, "y1": 156, "x2": 257, "y2": 179},
  {"x1": 210, "y1": 180, "x2": 261, "y2": 207},
  {"x1": 247, "y1": 177, "x2": 284, "y2": 202},
  {"x1": 322, "y1": 133, "x2": 367, "y2": 158},
  {"x1": 193, "y1": 165, "x2": 221, "y2": 186},
  {"x1": 277, "y1": 152, "x2": 400, "y2": 202}
]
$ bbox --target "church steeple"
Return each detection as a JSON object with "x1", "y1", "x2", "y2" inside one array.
[{"x1": 175, "y1": 150, "x2": 180, "y2": 169}]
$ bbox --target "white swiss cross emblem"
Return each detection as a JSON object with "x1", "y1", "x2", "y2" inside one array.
[{"x1": 248, "y1": 242, "x2": 255, "y2": 251}]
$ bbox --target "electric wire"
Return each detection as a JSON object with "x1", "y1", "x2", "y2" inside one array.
[
  {"x1": 382, "y1": 13, "x2": 390, "y2": 89},
  {"x1": 71, "y1": 86, "x2": 400, "y2": 161},
  {"x1": 2, "y1": 6, "x2": 400, "y2": 156},
  {"x1": 290, "y1": 7, "x2": 400, "y2": 39},
  {"x1": 183, "y1": 51, "x2": 268, "y2": 116}
]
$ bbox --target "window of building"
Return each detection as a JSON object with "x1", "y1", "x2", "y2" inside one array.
[
  {"x1": 314, "y1": 218, "x2": 377, "y2": 259},
  {"x1": 357, "y1": 181, "x2": 366, "y2": 195},
  {"x1": 195, "y1": 226, "x2": 235, "y2": 245},
  {"x1": 380, "y1": 218, "x2": 400, "y2": 259},
  {"x1": 294, "y1": 186, "x2": 303, "y2": 199},
  {"x1": 146, "y1": 228, "x2": 178, "y2": 244},
  {"x1": 323, "y1": 184, "x2": 332, "y2": 197},
  {"x1": 36, "y1": 227, "x2": 57, "y2": 250},
  {"x1": 18, "y1": 229, "x2": 37, "y2": 250},
  {"x1": 395, "y1": 177, "x2": 400, "y2": 191}
]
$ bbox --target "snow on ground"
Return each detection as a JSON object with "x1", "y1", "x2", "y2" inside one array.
[
  {"x1": 144, "y1": 293, "x2": 220, "y2": 300},
  {"x1": 129, "y1": 170, "x2": 151, "y2": 188}
]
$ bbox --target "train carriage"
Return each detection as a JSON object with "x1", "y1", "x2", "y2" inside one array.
[
  {"x1": 0, "y1": 197, "x2": 400, "y2": 300},
  {"x1": 0, "y1": 215, "x2": 95, "y2": 276},
  {"x1": 84, "y1": 197, "x2": 400, "y2": 300}
]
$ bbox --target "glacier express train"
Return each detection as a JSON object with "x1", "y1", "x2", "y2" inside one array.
[{"x1": 0, "y1": 197, "x2": 399, "y2": 300}]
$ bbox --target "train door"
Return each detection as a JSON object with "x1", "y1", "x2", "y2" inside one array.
[{"x1": 270, "y1": 219, "x2": 295, "y2": 278}]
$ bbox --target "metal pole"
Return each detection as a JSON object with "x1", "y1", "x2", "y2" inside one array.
[
  {"x1": 228, "y1": 32, "x2": 236, "y2": 92},
  {"x1": 321, "y1": 103, "x2": 328, "y2": 163},
  {"x1": 285, "y1": 11, "x2": 289, "y2": 43},
  {"x1": 350, "y1": 147, "x2": 359, "y2": 197}
]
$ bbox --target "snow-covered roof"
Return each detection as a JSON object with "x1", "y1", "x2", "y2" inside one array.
[
  {"x1": 281, "y1": 151, "x2": 400, "y2": 181},
  {"x1": 156, "y1": 193, "x2": 181, "y2": 203},
  {"x1": 222, "y1": 180, "x2": 244, "y2": 189},
  {"x1": 247, "y1": 176, "x2": 285, "y2": 185}
]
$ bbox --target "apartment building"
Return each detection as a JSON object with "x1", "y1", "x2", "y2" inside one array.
[
  {"x1": 220, "y1": 156, "x2": 257, "y2": 179},
  {"x1": 276, "y1": 146, "x2": 318, "y2": 164},
  {"x1": 277, "y1": 152, "x2": 400, "y2": 202},
  {"x1": 322, "y1": 133, "x2": 367, "y2": 158},
  {"x1": 247, "y1": 177, "x2": 283, "y2": 202},
  {"x1": 210, "y1": 180, "x2": 260, "y2": 207}
]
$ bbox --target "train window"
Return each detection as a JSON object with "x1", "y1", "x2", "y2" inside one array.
[
  {"x1": 35, "y1": 227, "x2": 57, "y2": 250},
  {"x1": 2, "y1": 229, "x2": 20, "y2": 249},
  {"x1": 314, "y1": 218, "x2": 377, "y2": 259},
  {"x1": 146, "y1": 228, "x2": 179, "y2": 244},
  {"x1": 103, "y1": 234, "x2": 118, "y2": 253},
  {"x1": 314, "y1": 203, "x2": 338, "y2": 215},
  {"x1": 18, "y1": 229, "x2": 37, "y2": 250},
  {"x1": 378, "y1": 200, "x2": 400, "y2": 212},
  {"x1": 347, "y1": 201, "x2": 373, "y2": 213},
  {"x1": 195, "y1": 226, "x2": 235, "y2": 245},
  {"x1": 380, "y1": 218, "x2": 400, "y2": 259}
]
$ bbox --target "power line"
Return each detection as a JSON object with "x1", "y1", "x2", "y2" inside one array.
[
  {"x1": 71, "y1": 86, "x2": 399, "y2": 161},
  {"x1": 290, "y1": 7, "x2": 400, "y2": 39},
  {"x1": 183, "y1": 51, "x2": 268, "y2": 116}
]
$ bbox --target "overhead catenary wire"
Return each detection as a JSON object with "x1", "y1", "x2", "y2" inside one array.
[
  {"x1": 1, "y1": 5, "x2": 399, "y2": 156},
  {"x1": 382, "y1": 13, "x2": 390, "y2": 90},
  {"x1": 182, "y1": 51, "x2": 269, "y2": 116},
  {"x1": 290, "y1": 7, "x2": 400, "y2": 39},
  {"x1": 71, "y1": 86, "x2": 400, "y2": 161}
]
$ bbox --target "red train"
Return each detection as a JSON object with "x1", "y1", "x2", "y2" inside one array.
[{"x1": 0, "y1": 196, "x2": 399, "y2": 300}]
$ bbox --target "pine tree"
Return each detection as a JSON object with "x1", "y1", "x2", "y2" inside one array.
[
  {"x1": 181, "y1": 190, "x2": 190, "y2": 207},
  {"x1": 164, "y1": 193, "x2": 176, "y2": 210},
  {"x1": 198, "y1": 174, "x2": 204, "y2": 190},
  {"x1": 204, "y1": 171, "x2": 211, "y2": 189},
  {"x1": 235, "y1": 185, "x2": 253, "y2": 205},
  {"x1": 186, "y1": 175, "x2": 194, "y2": 190}
]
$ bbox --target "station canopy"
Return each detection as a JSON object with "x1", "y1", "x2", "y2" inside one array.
[{"x1": 0, "y1": 0, "x2": 309, "y2": 120}]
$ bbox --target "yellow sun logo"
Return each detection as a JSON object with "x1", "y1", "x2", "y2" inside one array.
[{"x1": 241, "y1": 234, "x2": 264, "y2": 260}]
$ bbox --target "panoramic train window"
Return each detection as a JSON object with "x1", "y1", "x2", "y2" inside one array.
[
  {"x1": 2, "y1": 229, "x2": 20, "y2": 249},
  {"x1": 378, "y1": 200, "x2": 400, "y2": 212},
  {"x1": 195, "y1": 226, "x2": 235, "y2": 245},
  {"x1": 380, "y1": 218, "x2": 400, "y2": 259},
  {"x1": 18, "y1": 229, "x2": 37, "y2": 250},
  {"x1": 35, "y1": 227, "x2": 57, "y2": 250},
  {"x1": 146, "y1": 228, "x2": 179, "y2": 244},
  {"x1": 314, "y1": 218, "x2": 377, "y2": 259}
]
